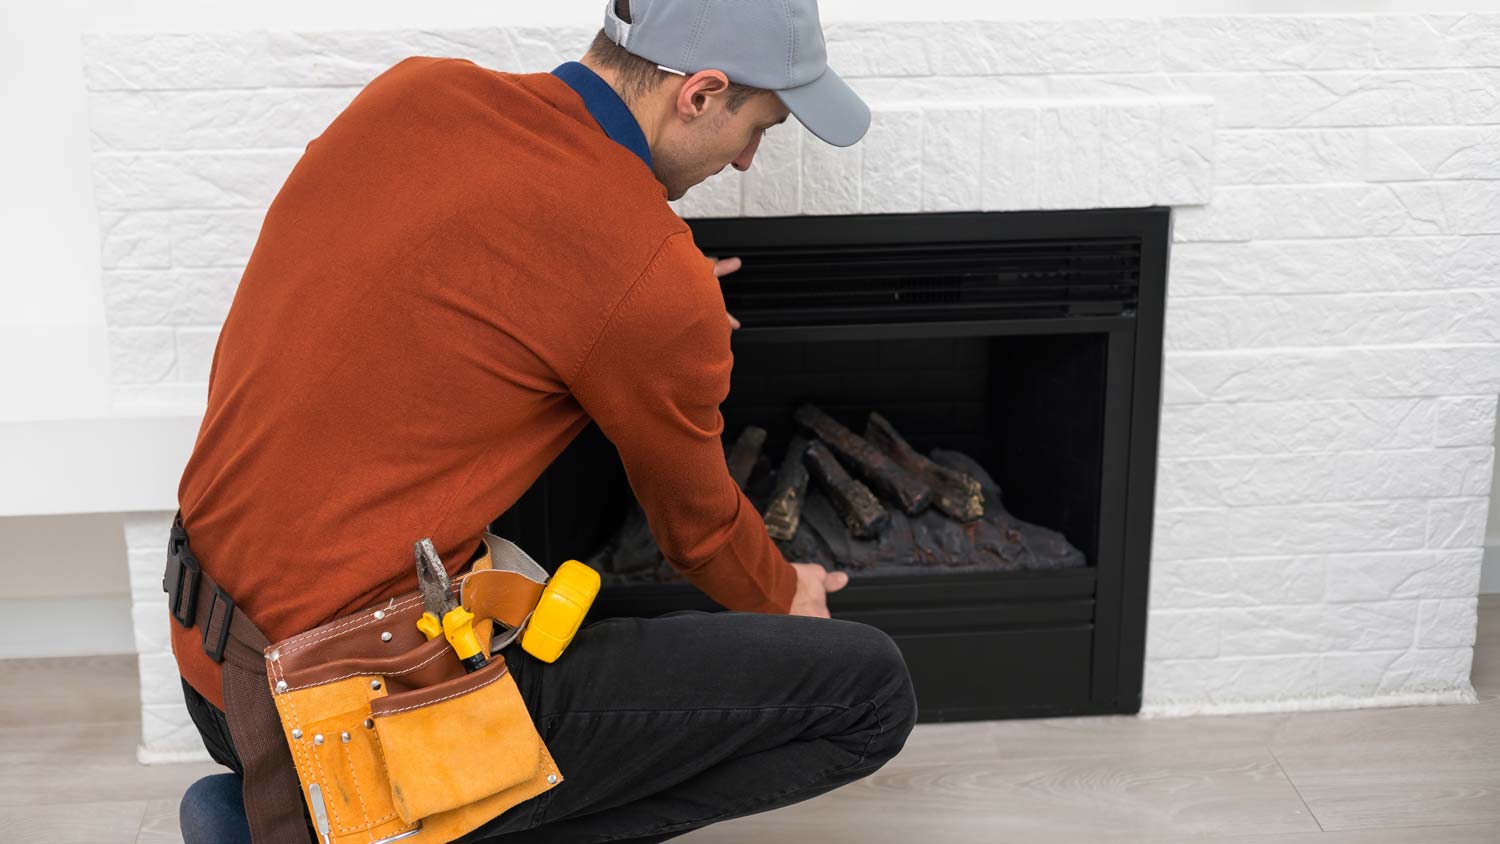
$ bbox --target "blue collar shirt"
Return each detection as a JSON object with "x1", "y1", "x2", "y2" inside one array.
[{"x1": 551, "y1": 61, "x2": 653, "y2": 171}]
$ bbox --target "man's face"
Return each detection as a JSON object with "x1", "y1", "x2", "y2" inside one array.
[{"x1": 652, "y1": 90, "x2": 791, "y2": 202}]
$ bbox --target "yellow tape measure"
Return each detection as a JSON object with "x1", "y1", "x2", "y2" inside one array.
[{"x1": 521, "y1": 560, "x2": 601, "y2": 663}]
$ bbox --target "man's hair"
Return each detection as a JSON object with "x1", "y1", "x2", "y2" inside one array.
[{"x1": 585, "y1": 0, "x2": 768, "y2": 111}]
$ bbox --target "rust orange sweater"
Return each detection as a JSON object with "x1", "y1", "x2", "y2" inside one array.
[{"x1": 173, "y1": 56, "x2": 797, "y2": 709}]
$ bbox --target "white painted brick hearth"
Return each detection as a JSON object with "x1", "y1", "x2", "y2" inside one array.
[{"x1": 85, "y1": 13, "x2": 1498, "y2": 756}]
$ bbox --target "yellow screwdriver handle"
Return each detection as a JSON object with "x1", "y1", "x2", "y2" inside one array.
[{"x1": 441, "y1": 604, "x2": 485, "y2": 663}]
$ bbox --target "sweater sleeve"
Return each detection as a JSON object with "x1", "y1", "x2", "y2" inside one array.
[{"x1": 570, "y1": 232, "x2": 798, "y2": 615}]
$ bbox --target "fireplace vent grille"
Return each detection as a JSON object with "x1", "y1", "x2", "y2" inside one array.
[{"x1": 716, "y1": 237, "x2": 1142, "y2": 326}]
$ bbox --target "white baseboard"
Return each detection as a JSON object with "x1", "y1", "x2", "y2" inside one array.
[
  {"x1": 1483, "y1": 545, "x2": 1500, "y2": 594},
  {"x1": 0, "y1": 595, "x2": 134, "y2": 658},
  {"x1": 1140, "y1": 687, "x2": 1478, "y2": 719}
]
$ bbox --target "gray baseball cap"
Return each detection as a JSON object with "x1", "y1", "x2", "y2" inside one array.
[{"x1": 601, "y1": 0, "x2": 870, "y2": 147}]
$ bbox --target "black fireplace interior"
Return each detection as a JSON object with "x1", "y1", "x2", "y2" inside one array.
[{"x1": 493, "y1": 209, "x2": 1168, "y2": 722}]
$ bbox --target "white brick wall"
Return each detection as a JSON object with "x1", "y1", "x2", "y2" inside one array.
[{"x1": 87, "y1": 13, "x2": 1499, "y2": 753}]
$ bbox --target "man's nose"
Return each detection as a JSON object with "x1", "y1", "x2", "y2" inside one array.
[{"x1": 731, "y1": 133, "x2": 762, "y2": 172}]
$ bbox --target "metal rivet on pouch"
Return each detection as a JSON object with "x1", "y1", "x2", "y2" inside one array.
[
  {"x1": 547, "y1": 775, "x2": 557, "y2": 784},
  {"x1": 267, "y1": 649, "x2": 279, "y2": 661},
  {"x1": 341, "y1": 732, "x2": 351, "y2": 744},
  {"x1": 275, "y1": 680, "x2": 288, "y2": 694},
  {"x1": 381, "y1": 631, "x2": 393, "y2": 642},
  {"x1": 371, "y1": 680, "x2": 382, "y2": 691},
  {"x1": 313, "y1": 734, "x2": 325, "y2": 746},
  {"x1": 291, "y1": 729, "x2": 302, "y2": 740},
  {"x1": 364, "y1": 719, "x2": 375, "y2": 729},
  {"x1": 373, "y1": 610, "x2": 385, "y2": 620}
]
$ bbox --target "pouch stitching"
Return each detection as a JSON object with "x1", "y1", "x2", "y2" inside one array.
[
  {"x1": 363, "y1": 728, "x2": 404, "y2": 831},
  {"x1": 372, "y1": 665, "x2": 508, "y2": 716},
  {"x1": 516, "y1": 742, "x2": 560, "y2": 809},
  {"x1": 375, "y1": 668, "x2": 547, "y2": 827},
  {"x1": 283, "y1": 682, "x2": 345, "y2": 834},
  {"x1": 280, "y1": 545, "x2": 504, "y2": 656},
  {"x1": 529, "y1": 739, "x2": 565, "y2": 827},
  {"x1": 285, "y1": 646, "x2": 450, "y2": 693},
  {"x1": 339, "y1": 737, "x2": 371, "y2": 832},
  {"x1": 282, "y1": 597, "x2": 420, "y2": 653},
  {"x1": 281, "y1": 559, "x2": 521, "y2": 658},
  {"x1": 536, "y1": 715, "x2": 562, "y2": 782},
  {"x1": 271, "y1": 659, "x2": 349, "y2": 836},
  {"x1": 281, "y1": 593, "x2": 428, "y2": 655}
]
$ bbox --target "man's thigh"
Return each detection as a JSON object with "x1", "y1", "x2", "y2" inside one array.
[{"x1": 460, "y1": 609, "x2": 912, "y2": 839}]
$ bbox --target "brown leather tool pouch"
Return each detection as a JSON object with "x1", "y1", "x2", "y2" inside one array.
[{"x1": 266, "y1": 535, "x2": 563, "y2": 844}]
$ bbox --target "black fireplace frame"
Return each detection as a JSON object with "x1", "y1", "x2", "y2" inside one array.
[{"x1": 495, "y1": 208, "x2": 1169, "y2": 721}]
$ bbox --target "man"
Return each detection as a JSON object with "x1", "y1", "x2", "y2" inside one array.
[{"x1": 173, "y1": 0, "x2": 918, "y2": 841}]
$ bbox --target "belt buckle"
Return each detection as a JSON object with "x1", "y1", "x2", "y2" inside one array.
[{"x1": 164, "y1": 532, "x2": 201, "y2": 629}]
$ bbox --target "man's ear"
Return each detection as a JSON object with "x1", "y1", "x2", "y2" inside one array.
[{"x1": 676, "y1": 70, "x2": 731, "y2": 120}]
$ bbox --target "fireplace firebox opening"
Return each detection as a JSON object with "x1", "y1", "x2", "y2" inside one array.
[{"x1": 494, "y1": 208, "x2": 1168, "y2": 722}]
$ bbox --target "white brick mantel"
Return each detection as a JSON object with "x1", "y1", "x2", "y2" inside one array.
[{"x1": 84, "y1": 14, "x2": 1498, "y2": 758}]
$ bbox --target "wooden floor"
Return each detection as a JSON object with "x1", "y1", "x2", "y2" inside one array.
[{"x1": 4, "y1": 596, "x2": 1497, "y2": 843}]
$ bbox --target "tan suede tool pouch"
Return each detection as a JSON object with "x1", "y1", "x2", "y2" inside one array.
[
  {"x1": 371, "y1": 651, "x2": 557, "y2": 824},
  {"x1": 265, "y1": 538, "x2": 563, "y2": 844}
]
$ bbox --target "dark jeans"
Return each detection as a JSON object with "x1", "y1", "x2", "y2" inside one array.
[{"x1": 184, "y1": 609, "x2": 919, "y2": 844}]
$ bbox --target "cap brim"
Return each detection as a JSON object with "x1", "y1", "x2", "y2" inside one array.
[{"x1": 776, "y1": 65, "x2": 870, "y2": 148}]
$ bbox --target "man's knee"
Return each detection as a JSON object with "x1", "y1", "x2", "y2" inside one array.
[{"x1": 838, "y1": 621, "x2": 918, "y2": 766}]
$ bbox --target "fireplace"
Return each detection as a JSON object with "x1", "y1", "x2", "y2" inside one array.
[{"x1": 494, "y1": 208, "x2": 1169, "y2": 722}]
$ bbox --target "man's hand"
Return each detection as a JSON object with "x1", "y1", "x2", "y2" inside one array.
[
  {"x1": 705, "y1": 255, "x2": 742, "y2": 330},
  {"x1": 787, "y1": 562, "x2": 850, "y2": 619}
]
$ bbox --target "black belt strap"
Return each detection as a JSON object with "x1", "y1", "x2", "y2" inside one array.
[
  {"x1": 165, "y1": 515, "x2": 267, "y2": 660},
  {"x1": 164, "y1": 511, "x2": 315, "y2": 844}
]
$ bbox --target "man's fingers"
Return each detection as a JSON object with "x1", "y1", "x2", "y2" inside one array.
[
  {"x1": 711, "y1": 256, "x2": 742, "y2": 278},
  {"x1": 788, "y1": 562, "x2": 843, "y2": 618},
  {"x1": 710, "y1": 256, "x2": 744, "y2": 328}
]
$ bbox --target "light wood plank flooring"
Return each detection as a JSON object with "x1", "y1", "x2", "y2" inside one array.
[{"x1": 3, "y1": 596, "x2": 1496, "y2": 843}]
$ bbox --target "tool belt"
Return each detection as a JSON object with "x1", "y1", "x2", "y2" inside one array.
[{"x1": 165, "y1": 513, "x2": 585, "y2": 844}]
